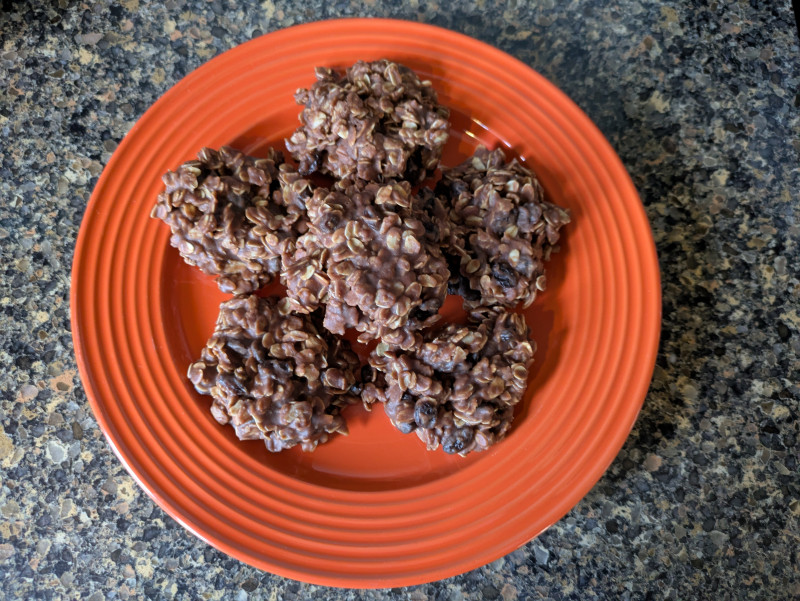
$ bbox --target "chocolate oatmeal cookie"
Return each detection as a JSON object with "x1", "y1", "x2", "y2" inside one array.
[
  {"x1": 435, "y1": 146, "x2": 571, "y2": 309},
  {"x1": 366, "y1": 310, "x2": 536, "y2": 455},
  {"x1": 187, "y1": 295, "x2": 361, "y2": 452},
  {"x1": 286, "y1": 59, "x2": 450, "y2": 183},
  {"x1": 151, "y1": 146, "x2": 306, "y2": 294},
  {"x1": 281, "y1": 178, "x2": 449, "y2": 348}
]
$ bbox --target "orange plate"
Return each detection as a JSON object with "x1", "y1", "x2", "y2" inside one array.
[{"x1": 71, "y1": 19, "x2": 661, "y2": 588}]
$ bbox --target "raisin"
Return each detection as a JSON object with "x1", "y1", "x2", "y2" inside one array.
[
  {"x1": 414, "y1": 400, "x2": 437, "y2": 428},
  {"x1": 423, "y1": 217, "x2": 438, "y2": 239},
  {"x1": 446, "y1": 179, "x2": 469, "y2": 196},
  {"x1": 491, "y1": 262, "x2": 518, "y2": 289},
  {"x1": 303, "y1": 150, "x2": 323, "y2": 175},
  {"x1": 443, "y1": 427, "x2": 474, "y2": 454}
]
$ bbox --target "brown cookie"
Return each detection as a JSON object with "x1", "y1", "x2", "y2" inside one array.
[
  {"x1": 286, "y1": 59, "x2": 450, "y2": 183},
  {"x1": 280, "y1": 178, "x2": 449, "y2": 348},
  {"x1": 434, "y1": 146, "x2": 571, "y2": 309},
  {"x1": 366, "y1": 309, "x2": 536, "y2": 455},
  {"x1": 187, "y1": 295, "x2": 361, "y2": 452},
  {"x1": 151, "y1": 146, "x2": 307, "y2": 294}
]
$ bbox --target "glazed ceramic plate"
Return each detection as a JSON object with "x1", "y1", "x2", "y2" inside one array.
[{"x1": 71, "y1": 19, "x2": 661, "y2": 588}]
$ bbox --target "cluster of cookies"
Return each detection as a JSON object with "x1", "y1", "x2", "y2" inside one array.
[{"x1": 152, "y1": 60, "x2": 569, "y2": 455}]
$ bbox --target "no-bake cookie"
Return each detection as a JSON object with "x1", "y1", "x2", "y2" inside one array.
[
  {"x1": 286, "y1": 59, "x2": 450, "y2": 183},
  {"x1": 187, "y1": 295, "x2": 361, "y2": 452}
]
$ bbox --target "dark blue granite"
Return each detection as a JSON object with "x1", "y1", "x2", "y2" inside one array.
[{"x1": 1, "y1": 1, "x2": 798, "y2": 599}]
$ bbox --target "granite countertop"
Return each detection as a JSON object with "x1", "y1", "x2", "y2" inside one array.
[{"x1": 1, "y1": 1, "x2": 798, "y2": 599}]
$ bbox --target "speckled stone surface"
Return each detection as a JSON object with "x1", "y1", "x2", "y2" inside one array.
[{"x1": 1, "y1": 1, "x2": 799, "y2": 599}]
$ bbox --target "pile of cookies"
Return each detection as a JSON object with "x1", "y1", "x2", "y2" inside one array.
[{"x1": 152, "y1": 60, "x2": 569, "y2": 455}]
